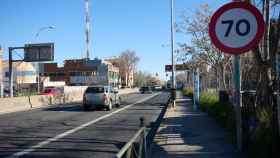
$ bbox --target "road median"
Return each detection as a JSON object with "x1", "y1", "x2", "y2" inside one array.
[{"x1": 0, "y1": 88, "x2": 139, "y2": 115}]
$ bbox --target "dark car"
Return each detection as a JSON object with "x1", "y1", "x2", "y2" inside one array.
[
  {"x1": 41, "y1": 87, "x2": 62, "y2": 96},
  {"x1": 139, "y1": 86, "x2": 153, "y2": 94},
  {"x1": 153, "y1": 85, "x2": 162, "y2": 91}
]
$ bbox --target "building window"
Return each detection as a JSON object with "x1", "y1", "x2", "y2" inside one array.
[{"x1": 5, "y1": 72, "x2": 9, "y2": 77}]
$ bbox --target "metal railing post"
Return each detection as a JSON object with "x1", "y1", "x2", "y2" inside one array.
[
  {"x1": 138, "y1": 133, "x2": 143, "y2": 158},
  {"x1": 143, "y1": 128, "x2": 147, "y2": 158},
  {"x1": 126, "y1": 145, "x2": 132, "y2": 158}
]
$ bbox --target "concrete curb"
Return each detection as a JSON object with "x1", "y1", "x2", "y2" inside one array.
[{"x1": 0, "y1": 88, "x2": 139, "y2": 115}]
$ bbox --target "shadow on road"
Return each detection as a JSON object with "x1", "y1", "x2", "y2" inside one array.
[
  {"x1": 0, "y1": 137, "x2": 126, "y2": 158},
  {"x1": 43, "y1": 105, "x2": 84, "y2": 112}
]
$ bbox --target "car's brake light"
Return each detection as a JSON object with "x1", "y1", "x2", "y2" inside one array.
[{"x1": 102, "y1": 94, "x2": 107, "y2": 102}]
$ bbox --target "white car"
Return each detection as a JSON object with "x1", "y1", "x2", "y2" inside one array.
[{"x1": 83, "y1": 85, "x2": 121, "y2": 111}]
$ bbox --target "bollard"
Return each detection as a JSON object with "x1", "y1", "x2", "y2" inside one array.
[{"x1": 140, "y1": 117, "x2": 145, "y2": 127}]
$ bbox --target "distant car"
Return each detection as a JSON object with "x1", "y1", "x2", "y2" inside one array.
[
  {"x1": 153, "y1": 85, "x2": 162, "y2": 91},
  {"x1": 83, "y1": 85, "x2": 121, "y2": 111},
  {"x1": 140, "y1": 86, "x2": 153, "y2": 94},
  {"x1": 41, "y1": 88, "x2": 62, "y2": 96},
  {"x1": 4, "y1": 89, "x2": 15, "y2": 97}
]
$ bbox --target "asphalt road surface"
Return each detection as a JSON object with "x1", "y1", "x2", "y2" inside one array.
[{"x1": 0, "y1": 92, "x2": 169, "y2": 158}]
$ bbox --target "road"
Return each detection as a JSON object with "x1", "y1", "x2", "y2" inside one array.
[{"x1": 0, "y1": 92, "x2": 169, "y2": 158}]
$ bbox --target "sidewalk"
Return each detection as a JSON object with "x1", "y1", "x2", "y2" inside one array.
[{"x1": 151, "y1": 92, "x2": 243, "y2": 158}]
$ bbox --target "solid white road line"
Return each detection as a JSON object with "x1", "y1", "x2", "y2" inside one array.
[{"x1": 6, "y1": 93, "x2": 160, "y2": 158}]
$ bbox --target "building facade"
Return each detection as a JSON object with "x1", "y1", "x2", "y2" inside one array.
[
  {"x1": 42, "y1": 58, "x2": 120, "y2": 87},
  {"x1": 106, "y1": 58, "x2": 134, "y2": 88},
  {"x1": 2, "y1": 61, "x2": 37, "y2": 91}
]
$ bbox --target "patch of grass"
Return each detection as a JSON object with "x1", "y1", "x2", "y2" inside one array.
[
  {"x1": 248, "y1": 107, "x2": 280, "y2": 158},
  {"x1": 182, "y1": 88, "x2": 193, "y2": 98}
]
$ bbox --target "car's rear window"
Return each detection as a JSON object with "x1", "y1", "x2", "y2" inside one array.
[
  {"x1": 44, "y1": 89, "x2": 52, "y2": 93},
  {"x1": 141, "y1": 87, "x2": 149, "y2": 90},
  {"x1": 86, "y1": 87, "x2": 104, "y2": 93}
]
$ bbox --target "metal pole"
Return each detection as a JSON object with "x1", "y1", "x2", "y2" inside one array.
[
  {"x1": 232, "y1": 0, "x2": 243, "y2": 152},
  {"x1": 34, "y1": 26, "x2": 55, "y2": 94},
  {"x1": 171, "y1": 0, "x2": 176, "y2": 107},
  {"x1": 9, "y1": 48, "x2": 13, "y2": 97},
  {"x1": 85, "y1": 0, "x2": 91, "y2": 60},
  {"x1": 194, "y1": 68, "x2": 200, "y2": 111},
  {"x1": 276, "y1": 53, "x2": 280, "y2": 136},
  {"x1": 37, "y1": 63, "x2": 40, "y2": 94},
  {"x1": 0, "y1": 47, "x2": 3, "y2": 98},
  {"x1": 233, "y1": 55, "x2": 242, "y2": 151}
]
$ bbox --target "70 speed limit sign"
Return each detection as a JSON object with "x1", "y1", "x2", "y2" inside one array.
[{"x1": 209, "y1": 2, "x2": 265, "y2": 54}]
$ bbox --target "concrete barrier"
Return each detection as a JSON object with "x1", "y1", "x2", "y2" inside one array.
[{"x1": 0, "y1": 88, "x2": 139, "y2": 115}]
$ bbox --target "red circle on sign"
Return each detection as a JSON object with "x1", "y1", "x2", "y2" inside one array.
[{"x1": 209, "y1": 2, "x2": 265, "y2": 54}]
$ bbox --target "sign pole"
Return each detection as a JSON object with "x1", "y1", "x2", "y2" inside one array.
[
  {"x1": 233, "y1": 55, "x2": 242, "y2": 151},
  {"x1": 276, "y1": 53, "x2": 280, "y2": 135},
  {"x1": 0, "y1": 47, "x2": 3, "y2": 98},
  {"x1": 232, "y1": 0, "x2": 242, "y2": 152},
  {"x1": 8, "y1": 47, "x2": 13, "y2": 97},
  {"x1": 194, "y1": 68, "x2": 200, "y2": 110}
]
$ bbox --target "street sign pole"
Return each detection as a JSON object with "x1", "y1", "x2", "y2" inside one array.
[
  {"x1": 0, "y1": 47, "x2": 3, "y2": 98},
  {"x1": 276, "y1": 53, "x2": 280, "y2": 135},
  {"x1": 9, "y1": 48, "x2": 13, "y2": 97},
  {"x1": 233, "y1": 55, "x2": 242, "y2": 151},
  {"x1": 193, "y1": 68, "x2": 200, "y2": 111},
  {"x1": 232, "y1": 0, "x2": 242, "y2": 152}
]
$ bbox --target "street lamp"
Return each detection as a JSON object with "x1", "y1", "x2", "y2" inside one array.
[
  {"x1": 34, "y1": 26, "x2": 55, "y2": 94},
  {"x1": 170, "y1": 0, "x2": 176, "y2": 107},
  {"x1": 35, "y1": 26, "x2": 55, "y2": 39}
]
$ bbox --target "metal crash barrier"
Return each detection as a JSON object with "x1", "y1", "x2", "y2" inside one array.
[{"x1": 116, "y1": 118, "x2": 148, "y2": 158}]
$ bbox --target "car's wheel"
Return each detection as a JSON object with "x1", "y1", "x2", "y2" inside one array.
[
  {"x1": 116, "y1": 97, "x2": 121, "y2": 108},
  {"x1": 83, "y1": 104, "x2": 90, "y2": 111},
  {"x1": 106, "y1": 101, "x2": 112, "y2": 111}
]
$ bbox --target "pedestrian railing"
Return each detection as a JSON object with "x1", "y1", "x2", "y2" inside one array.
[{"x1": 115, "y1": 126, "x2": 147, "y2": 158}]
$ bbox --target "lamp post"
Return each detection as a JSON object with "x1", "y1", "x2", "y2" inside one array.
[
  {"x1": 0, "y1": 46, "x2": 3, "y2": 98},
  {"x1": 34, "y1": 26, "x2": 55, "y2": 94},
  {"x1": 170, "y1": 0, "x2": 176, "y2": 107}
]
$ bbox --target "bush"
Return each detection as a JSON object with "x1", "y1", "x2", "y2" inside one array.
[
  {"x1": 248, "y1": 107, "x2": 280, "y2": 158},
  {"x1": 199, "y1": 91, "x2": 218, "y2": 112},
  {"x1": 182, "y1": 88, "x2": 193, "y2": 98}
]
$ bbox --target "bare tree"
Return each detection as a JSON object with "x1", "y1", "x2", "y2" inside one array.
[
  {"x1": 118, "y1": 50, "x2": 140, "y2": 88},
  {"x1": 177, "y1": 4, "x2": 232, "y2": 91},
  {"x1": 134, "y1": 71, "x2": 149, "y2": 87},
  {"x1": 246, "y1": 0, "x2": 280, "y2": 107}
]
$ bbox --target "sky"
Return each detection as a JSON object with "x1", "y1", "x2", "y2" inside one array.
[{"x1": 0, "y1": 0, "x2": 229, "y2": 80}]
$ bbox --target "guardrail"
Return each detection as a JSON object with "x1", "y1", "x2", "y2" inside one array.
[
  {"x1": 116, "y1": 118, "x2": 148, "y2": 158},
  {"x1": 115, "y1": 94, "x2": 171, "y2": 158}
]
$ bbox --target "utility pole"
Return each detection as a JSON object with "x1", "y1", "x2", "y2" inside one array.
[
  {"x1": 0, "y1": 46, "x2": 3, "y2": 98},
  {"x1": 170, "y1": 0, "x2": 176, "y2": 107},
  {"x1": 9, "y1": 48, "x2": 13, "y2": 97},
  {"x1": 85, "y1": 0, "x2": 91, "y2": 60}
]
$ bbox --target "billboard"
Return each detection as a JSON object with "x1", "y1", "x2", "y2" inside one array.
[
  {"x1": 70, "y1": 76, "x2": 108, "y2": 85},
  {"x1": 165, "y1": 64, "x2": 189, "y2": 72},
  {"x1": 24, "y1": 43, "x2": 54, "y2": 62}
]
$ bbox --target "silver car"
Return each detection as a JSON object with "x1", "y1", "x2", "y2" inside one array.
[{"x1": 83, "y1": 86, "x2": 121, "y2": 111}]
